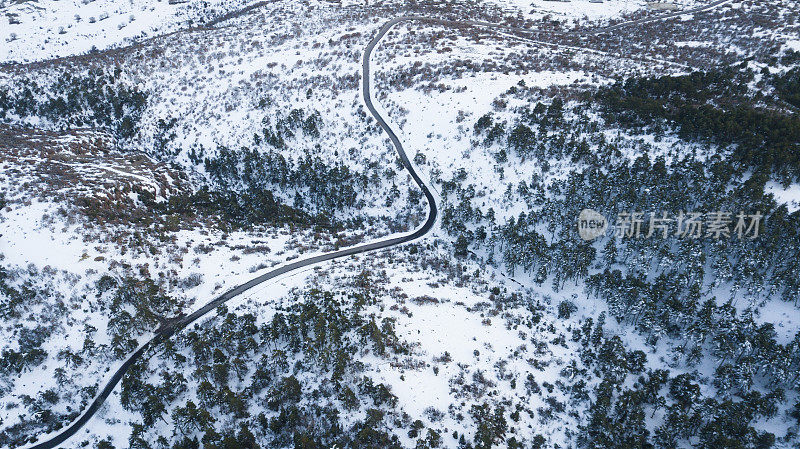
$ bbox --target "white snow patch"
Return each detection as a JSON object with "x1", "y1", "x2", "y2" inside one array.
[{"x1": 766, "y1": 181, "x2": 800, "y2": 213}]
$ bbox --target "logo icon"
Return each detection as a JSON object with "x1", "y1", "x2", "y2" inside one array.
[{"x1": 578, "y1": 209, "x2": 608, "y2": 241}]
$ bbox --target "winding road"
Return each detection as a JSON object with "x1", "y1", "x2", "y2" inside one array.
[
  {"x1": 20, "y1": 1, "x2": 731, "y2": 447},
  {"x1": 22, "y1": 13, "x2": 439, "y2": 449}
]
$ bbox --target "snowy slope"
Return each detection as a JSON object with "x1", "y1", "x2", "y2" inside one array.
[{"x1": 0, "y1": 0, "x2": 254, "y2": 63}]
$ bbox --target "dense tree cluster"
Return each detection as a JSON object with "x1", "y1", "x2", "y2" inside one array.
[
  {"x1": 0, "y1": 67, "x2": 147, "y2": 139},
  {"x1": 204, "y1": 145, "x2": 367, "y2": 216},
  {"x1": 172, "y1": 107, "x2": 387, "y2": 231},
  {"x1": 464, "y1": 90, "x2": 800, "y2": 307},
  {"x1": 257, "y1": 108, "x2": 322, "y2": 150},
  {"x1": 576, "y1": 315, "x2": 786, "y2": 449},
  {"x1": 0, "y1": 267, "x2": 93, "y2": 447},
  {"x1": 774, "y1": 66, "x2": 800, "y2": 109},
  {"x1": 475, "y1": 100, "x2": 600, "y2": 166},
  {"x1": 147, "y1": 186, "x2": 318, "y2": 230},
  {"x1": 99, "y1": 276, "x2": 183, "y2": 358},
  {"x1": 112, "y1": 286, "x2": 444, "y2": 449},
  {"x1": 0, "y1": 267, "x2": 64, "y2": 385},
  {"x1": 447, "y1": 90, "x2": 800, "y2": 447},
  {"x1": 595, "y1": 67, "x2": 800, "y2": 182}
]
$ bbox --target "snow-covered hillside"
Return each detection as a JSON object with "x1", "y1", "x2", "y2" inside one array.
[
  {"x1": 0, "y1": 0, "x2": 257, "y2": 63},
  {"x1": 1, "y1": 0, "x2": 719, "y2": 64},
  {"x1": 1, "y1": 0, "x2": 800, "y2": 448}
]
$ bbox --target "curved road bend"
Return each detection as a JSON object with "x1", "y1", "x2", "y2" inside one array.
[
  {"x1": 23, "y1": 1, "x2": 734, "y2": 446},
  {"x1": 22, "y1": 14, "x2": 437, "y2": 449}
]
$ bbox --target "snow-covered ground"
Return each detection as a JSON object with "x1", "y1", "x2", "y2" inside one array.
[
  {"x1": 766, "y1": 181, "x2": 800, "y2": 214},
  {"x1": 0, "y1": 0, "x2": 256, "y2": 63},
  {"x1": 2, "y1": 0, "x2": 800, "y2": 447},
  {"x1": 1, "y1": 0, "x2": 717, "y2": 64}
]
